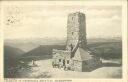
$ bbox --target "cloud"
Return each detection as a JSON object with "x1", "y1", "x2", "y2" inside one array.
[
  {"x1": 111, "y1": 15, "x2": 121, "y2": 21},
  {"x1": 4, "y1": 5, "x2": 122, "y2": 39},
  {"x1": 86, "y1": 17, "x2": 122, "y2": 38}
]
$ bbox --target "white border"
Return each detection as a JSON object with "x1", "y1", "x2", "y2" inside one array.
[{"x1": 0, "y1": 0, "x2": 127, "y2": 82}]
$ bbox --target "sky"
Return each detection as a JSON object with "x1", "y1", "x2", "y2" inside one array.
[{"x1": 4, "y1": 5, "x2": 122, "y2": 39}]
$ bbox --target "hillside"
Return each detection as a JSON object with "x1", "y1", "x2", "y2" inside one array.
[
  {"x1": 4, "y1": 45, "x2": 25, "y2": 58},
  {"x1": 87, "y1": 42, "x2": 122, "y2": 59},
  {"x1": 4, "y1": 45, "x2": 25, "y2": 78},
  {"x1": 21, "y1": 45, "x2": 66, "y2": 60}
]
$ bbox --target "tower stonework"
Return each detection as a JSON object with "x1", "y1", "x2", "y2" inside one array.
[{"x1": 66, "y1": 12, "x2": 87, "y2": 51}]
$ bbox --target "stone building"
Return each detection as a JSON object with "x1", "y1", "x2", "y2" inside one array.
[{"x1": 52, "y1": 12, "x2": 102, "y2": 72}]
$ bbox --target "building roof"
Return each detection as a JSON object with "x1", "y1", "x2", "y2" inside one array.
[{"x1": 73, "y1": 47, "x2": 93, "y2": 61}]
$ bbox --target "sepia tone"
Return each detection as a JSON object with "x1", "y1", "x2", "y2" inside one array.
[
  {"x1": 52, "y1": 12, "x2": 102, "y2": 72},
  {"x1": 3, "y1": 3, "x2": 123, "y2": 78}
]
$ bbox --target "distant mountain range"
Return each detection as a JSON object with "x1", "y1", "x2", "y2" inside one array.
[
  {"x1": 87, "y1": 37, "x2": 121, "y2": 43},
  {"x1": 4, "y1": 37, "x2": 122, "y2": 59},
  {"x1": 4, "y1": 37, "x2": 121, "y2": 52},
  {"x1": 4, "y1": 37, "x2": 66, "y2": 52}
]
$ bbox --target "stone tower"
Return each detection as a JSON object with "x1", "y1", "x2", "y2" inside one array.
[
  {"x1": 52, "y1": 12, "x2": 102, "y2": 72},
  {"x1": 66, "y1": 12, "x2": 87, "y2": 51}
]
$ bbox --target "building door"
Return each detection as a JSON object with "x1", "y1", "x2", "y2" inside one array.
[{"x1": 63, "y1": 60, "x2": 65, "y2": 66}]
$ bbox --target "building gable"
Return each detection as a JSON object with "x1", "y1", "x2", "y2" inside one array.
[
  {"x1": 73, "y1": 48, "x2": 81, "y2": 60},
  {"x1": 73, "y1": 47, "x2": 93, "y2": 61}
]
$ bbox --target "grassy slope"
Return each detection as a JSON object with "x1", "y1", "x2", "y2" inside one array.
[
  {"x1": 4, "y1": 45, "x2": 25, "y2": 78},
  {"x1": 87, "y1": 42, "x2": 122, "y2": 59}
]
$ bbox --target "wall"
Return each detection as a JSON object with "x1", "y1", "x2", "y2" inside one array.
[
  {"x1": 53, "y1": 49, "x2": 71, "y2": 59},
  {"x1": 73, "y1": 60, "x2": 82, "y2": 71},
  {"x1": 82, "y1": 58, "x2": 102, "y2": 72}
]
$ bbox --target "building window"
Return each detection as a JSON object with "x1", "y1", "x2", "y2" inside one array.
[
  {"x1": 67, "y1": 60, "x2": 69, "y2": 64},
  {"x1": 59, "y1": 59, "x2": 61, "y2": 62},
  {"x1": 85, "y1": 62, "x2": 87, "y2": 65}
]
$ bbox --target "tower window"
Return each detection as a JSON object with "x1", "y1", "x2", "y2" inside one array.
[
  {"x1": 72, "y1": 17, "x2": 73, "y2": 20},
  {"x1": 72, "y1": 32, "x2": 74, "y2": 35}
]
